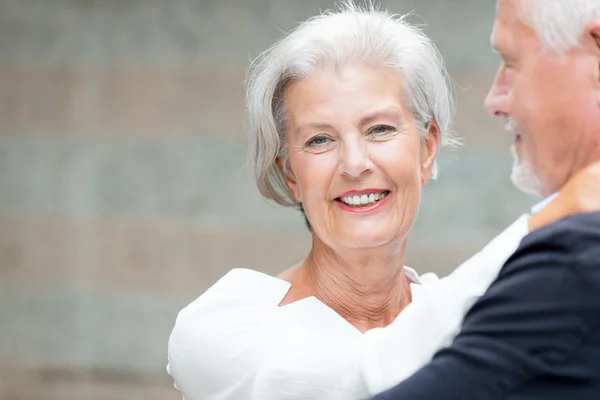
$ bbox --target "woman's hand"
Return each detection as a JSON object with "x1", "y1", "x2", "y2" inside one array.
[{"x1": 528, "y1": 160, "x2": 600, "y2": 232}]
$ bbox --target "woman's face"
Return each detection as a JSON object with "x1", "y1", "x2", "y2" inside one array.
[{"x1": 281, "y1": 64, "x2": 439, "y2": 250}]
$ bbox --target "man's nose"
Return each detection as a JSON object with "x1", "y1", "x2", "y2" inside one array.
[{"x1": 484, "y1": 68, "x2": 509, "y2": 118}]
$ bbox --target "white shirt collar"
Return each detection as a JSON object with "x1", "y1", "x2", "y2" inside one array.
[
  {"x1": 531, "y1": 192, "x2": 559, "y2": 214},
  {"x1": 403, "y1": 266, "x2": 422, "y2": 285}
]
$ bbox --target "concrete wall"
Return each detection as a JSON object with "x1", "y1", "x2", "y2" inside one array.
[{"x1": 0, "y1": 1, "x2": 535, "y2": 398}]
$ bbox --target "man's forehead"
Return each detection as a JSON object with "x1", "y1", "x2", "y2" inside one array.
[
  {"x1": 492, "y1": 0, "x2": 524, "y2": 48},
  {"x1": 496, "y1": 0, "x2": 521, "y2": 22}
]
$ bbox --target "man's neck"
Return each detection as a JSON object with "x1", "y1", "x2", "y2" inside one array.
[{"x1": 531, "y1": 192, "x2": 559, "y2": 214}]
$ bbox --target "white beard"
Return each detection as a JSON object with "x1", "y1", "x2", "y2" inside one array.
[{"x1": 510, "y1": 144, "x2": 543, "y2": 196}]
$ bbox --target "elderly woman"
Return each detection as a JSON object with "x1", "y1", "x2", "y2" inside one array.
[{"x1": 166, "y1": 3, "x2": 582, "y2": 400}]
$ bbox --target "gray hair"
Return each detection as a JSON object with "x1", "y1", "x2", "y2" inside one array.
[
  {"x1": 246, "y1": 1, "x2": 457, "y2": 207},
  {"x1": 522, "y1": 0, "x2": 600, "y2": 53}
]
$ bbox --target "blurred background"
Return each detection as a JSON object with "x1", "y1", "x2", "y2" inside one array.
[{"x1": 0, "y1": 0, "x2": 536, "y2": 399}]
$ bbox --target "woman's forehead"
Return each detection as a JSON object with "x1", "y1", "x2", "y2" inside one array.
[{"x1": 283, "y1": 64, "x2": 406, "y2": 111}]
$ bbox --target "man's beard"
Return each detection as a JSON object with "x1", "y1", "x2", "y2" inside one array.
[
  {"x1": 510, "y1": 144, "x2": 543, "y2": 196},
  {"x1": 504, "y1": 119, "x2": 543, "y2": 196}
]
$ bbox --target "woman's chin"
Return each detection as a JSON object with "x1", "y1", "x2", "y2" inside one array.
[
  {"x1": 314, "y1": 219, "x2": 406, "y2": 250},
  {"x1": 332, "y1": 231, "x2": 397, "y2": 250}
]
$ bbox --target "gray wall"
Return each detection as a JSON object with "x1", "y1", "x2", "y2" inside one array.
[{"x1": 0, "y1": 1, "x2": 536, "y2": 399}]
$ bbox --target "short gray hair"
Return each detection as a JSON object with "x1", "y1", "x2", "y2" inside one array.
[
  {"x1": 246, "y1": 1, "x2": 457, "y2": 207},
  {"x1": 522, "y1": 0, "x2": 600, "y2": 53}
]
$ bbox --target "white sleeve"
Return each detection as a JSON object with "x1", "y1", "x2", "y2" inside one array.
[
  {"x1": 168, "y1": 292, "x2": 370, "y2": 400},
  {"x1": 167, "y1": 300, "x2": 283, "y2": 400},
  {"x1": 168, "y1": 216, "x2": 530, "y2": 400}
]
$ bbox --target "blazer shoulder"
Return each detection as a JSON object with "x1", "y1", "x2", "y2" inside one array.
[
  {"x1": 522, "y1": 211, "x2": 600, "y2": 256},
  {"x1": 510, "y1": 211, "x2": 600, "y2": 294}
]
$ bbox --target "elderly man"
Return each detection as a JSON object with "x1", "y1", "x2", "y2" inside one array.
[{"x1": 372, "y1": 0, "x2": 600, "y2": 399}]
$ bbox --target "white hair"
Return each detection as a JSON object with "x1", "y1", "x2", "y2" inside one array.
[
  {"x1": 522, "y1": 0, "x2": 600, "y2": 52},
  {"x1": 504, "y1": 117, "x2": 544, "y2": 195},
  {"x1": 245, "y1": 1, "x2": 457, "y2": 207},
  {"x1": 510, "y1": 145, "x2": 544, "y2": 196}
]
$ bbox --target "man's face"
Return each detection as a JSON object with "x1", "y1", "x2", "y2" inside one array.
[{"x1": 485, "y1": 0, "x2": 600, "y2": 197}]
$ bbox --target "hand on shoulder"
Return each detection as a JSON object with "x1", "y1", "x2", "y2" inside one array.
[{"x1": 529, "y1": 160, "x2": 600, "y2": 231}]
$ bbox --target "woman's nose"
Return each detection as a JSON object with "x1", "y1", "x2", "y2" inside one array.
[{"x1": 340, "y1": 140, "x2": 374, "y2": 179}]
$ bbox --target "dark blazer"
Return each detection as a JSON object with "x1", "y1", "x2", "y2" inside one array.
[{"x1": 372, "y1": 212, "x2": 600, "y2": 400}]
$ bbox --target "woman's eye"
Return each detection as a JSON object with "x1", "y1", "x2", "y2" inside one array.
[
  {"x1": 369, "y1": 125, "x2": 396, "y2": 137},
  {"x1": 306, "y1": 135, "x2": 331, "y2": 147}
]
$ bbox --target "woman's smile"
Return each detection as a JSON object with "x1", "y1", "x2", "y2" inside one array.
[{"x1": 335, "y1": 189, "x2": 391, "y2": 213}]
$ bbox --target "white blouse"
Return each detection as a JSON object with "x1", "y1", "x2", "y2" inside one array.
[{"x1": 167, "y1": 215, "x2": 529, "y2": 400}]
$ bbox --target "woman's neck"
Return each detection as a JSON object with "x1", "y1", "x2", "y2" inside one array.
[{"x1": 280, "y1": 238, "x2": 413, "y2": 333}]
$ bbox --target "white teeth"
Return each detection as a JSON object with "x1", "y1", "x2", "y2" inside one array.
[{"x1": 340, "y1": 192, "x2": 388, "y2": 207}]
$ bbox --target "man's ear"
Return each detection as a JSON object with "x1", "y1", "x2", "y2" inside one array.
[
  {"x1": 585, "y1": 18, "x2": 600, "y2": 57},
  {"x1": 275, "y1": 157, "x2": 301, "y2": 202},
  {"x1": 420, "y1": 120, "x2": 440, "y2": 185},
  {"x1": 584, "y1": 19, "x2": 600, "y2": 107}
]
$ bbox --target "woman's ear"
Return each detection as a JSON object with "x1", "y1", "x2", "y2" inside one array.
[
  {"x1": 420, "y1": 120, "x2": 440, "y2": 185},
  {"x1": 275, "y1": 157, "x2": 301, "y2": 202}
]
